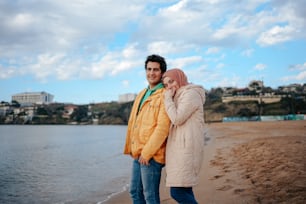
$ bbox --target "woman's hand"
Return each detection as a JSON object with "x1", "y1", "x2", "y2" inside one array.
[{"x1": 164, "y1": 89, "x2": 175, "y2": 98}]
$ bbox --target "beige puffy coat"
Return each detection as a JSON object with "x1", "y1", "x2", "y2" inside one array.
[{"x1": 164, "y1": 84, "x2": 205, "y2": 187}]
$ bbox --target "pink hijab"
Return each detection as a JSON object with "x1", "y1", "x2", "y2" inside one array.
[{"x1": 163, "y1": 68, "x2": 189, "y2": 88}]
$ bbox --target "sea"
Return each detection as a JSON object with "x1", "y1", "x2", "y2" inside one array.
[{"x1": 0, "y1": 125, "x2": 131, "y2": 204}]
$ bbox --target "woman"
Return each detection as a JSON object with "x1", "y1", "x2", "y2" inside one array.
[{"x1": 162, "y1": 68, "x2": 206, "y2": 204}]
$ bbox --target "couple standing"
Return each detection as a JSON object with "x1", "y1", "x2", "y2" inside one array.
[{"x1": 124, "y1": 54, "x2": 206, "y2": 204}]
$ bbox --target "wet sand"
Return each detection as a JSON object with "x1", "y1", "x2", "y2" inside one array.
[{"x1": 104, "y1": 120, "x2": 306, "y2": 204}]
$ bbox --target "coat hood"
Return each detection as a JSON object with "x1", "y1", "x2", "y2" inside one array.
[{"x1": 176, "y1": 83, "x2": 206, "y2": 105}]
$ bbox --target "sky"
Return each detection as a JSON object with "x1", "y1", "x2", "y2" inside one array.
[{"x1": 0, "y1": 0, "x2": 306, "y2": 104}]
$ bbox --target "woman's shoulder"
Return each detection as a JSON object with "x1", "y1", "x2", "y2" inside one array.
[
  {"x1": 186, "y1": 83, "x2": 204, "y2": 89},
  {"x1": 179, "y1": 84, "x2": 205, "y2": 103},
  {"x1": 182, "y1": 84, "x2": 204, "y2": 94}
]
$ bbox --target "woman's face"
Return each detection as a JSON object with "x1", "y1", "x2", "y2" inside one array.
[{"x1": 163, "y1": 76, "x2": 179, "y2": 93}]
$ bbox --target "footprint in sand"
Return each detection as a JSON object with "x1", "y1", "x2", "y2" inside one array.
[
  {"x1": 216, "y1": 185, "x2": 233, "y2": 191},
  {"x1": 210, "y1": 174, "x2": 224, "y2": 180},
  {"x1": 233, "y1": 188, "x2": 245, "y2": 194}
]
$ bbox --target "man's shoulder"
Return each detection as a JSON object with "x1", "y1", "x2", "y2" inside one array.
[
  {"x1": 155, "y1": 87, "x2": 166, "y2": 93},
  {"x1": 150, "y1": 88, "x2": 166, "y2": 103}
]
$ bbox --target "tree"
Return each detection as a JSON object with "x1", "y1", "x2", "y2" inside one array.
[
  {"x1": 36, "y1": 106, "x2": 50, "y2": 116},
  {"x1": 206, "y1": 88, "x2": 223, "y2": 105},
  {"x1": 11, "y1": 100, "x2": 20, "y2": 107},
  {"x1": 71, "y1": 105, "x2": 89, "y2": 122}
]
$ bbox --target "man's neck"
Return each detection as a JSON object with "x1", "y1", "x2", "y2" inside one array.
[
  {"x1": 149, "y1": 85, "x2": 156, "y2": 89},
  {"x1": 149, "y1": 82, "x2": 163, "y2": 90}
]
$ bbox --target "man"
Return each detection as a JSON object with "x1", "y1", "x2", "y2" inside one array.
[{"x1": 124, "y1": 54, "x2": 170, "y2": 204}]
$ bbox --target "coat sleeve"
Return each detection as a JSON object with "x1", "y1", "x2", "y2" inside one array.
[
  {"x1": 123, "y1": 90, "x2": 143, "y2": 155},
  {"x1": 164, "y1": 89, "x2": 201, "y2": 126},
  {"x1": 141, "y1": 92, "x2": 170, "y2": 161}
]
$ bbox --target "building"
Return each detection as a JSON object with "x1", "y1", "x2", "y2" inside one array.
[
  {"x1": 248, "y1": 80, "x2": 264, "y2": 93},
  {"x1": 12, "y1": 91, "x2": 54, "y2": 105},
  {"x1": 118, "y1": 93, "x2": 137, "y2": 103},
  {"x1": 278, "y1": 83, "x2": 303, "y2": 93}
]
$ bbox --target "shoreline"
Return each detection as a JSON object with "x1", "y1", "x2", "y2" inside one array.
[{"x1": 104, "y1": 120, "x2": 306, "y2": 204}]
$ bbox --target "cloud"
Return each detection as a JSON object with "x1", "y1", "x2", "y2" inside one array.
[
  {"x1": 121, "y1": 80, "x2": 130, "y2": 88},
  {"x1": 290, "y1": 63, "x2": 306, "y2": 81},
  {"x1": 30, "y1": 53, "x2": 66, "y2": 81},
  {"x1": 216, "y1": 63, "x2": 225, "y2": 69},
  {"x1": 10, "y1": 13, "x2": 35, "y2": 29},
  {"x1": 241, "y1": 49, "x2": 254, "y2": 57},
  {"x1": 289, "y1": 62, "x2": 306, "y2": 71},
  {"x1": 282, "y1": 71, "x2": 306, "y2": 82},
  {"x1": 296, "y1": 71, "x2": 306, "y2": 81},
  {"x1": 0, "y1": 0, "x2": 143, "y2": 57},
  {"x1": 254, "y1": 63, "x2": 267, "y2": 71},
  {"x1": 1, "y1": 0, "x2": 306, "y2": 83},
  {"x1": 0, "y1": 66, "x2": 16, "y2": 79},
  {"x1": 206, "y1": 47, "x2": 220, "y2": 55},
  {"x1": 79, "y1": 44, "x2": 145, "y2": 80},
  {"x1": 184, "y1": 65, "x2": 209, "y2": 84},
  {"x1": 170, "y1": 55, "x2": 203, "y2": 68},
  {"x1": 217, "y1": 75, "x2": 242, "y2": 88},
  {"x1": 147, "y1": 41, "x2": 195, "y2": 56},
  {"x1": 257, "y1": 25, "x2": 296, "y2": 46},
  {"x1": 282, "y1": 62, "x2": 306, "y2": 82}
]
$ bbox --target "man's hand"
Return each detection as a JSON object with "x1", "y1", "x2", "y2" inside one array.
[{"x1": 138, "y1": 156, "x2": 149, "y2": 166}]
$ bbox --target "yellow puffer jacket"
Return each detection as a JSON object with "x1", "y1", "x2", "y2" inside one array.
[{"x1": 124, "y1": 88, "x2": 170, "y2": 164}]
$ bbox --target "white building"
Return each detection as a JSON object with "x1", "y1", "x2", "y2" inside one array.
[
  {"x1": 118, "y1": 93, "x2": 137, "y2": 103},
  {"x1": 12, "y1": 91, "x2": 54, "y2": 105}
]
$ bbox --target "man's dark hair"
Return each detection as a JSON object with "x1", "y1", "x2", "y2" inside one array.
[{"x1": 145, "y1": 54, "x2": 167, "y2": 73}]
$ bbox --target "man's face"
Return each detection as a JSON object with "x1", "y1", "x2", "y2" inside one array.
[{"x1": 146, "y1": 61, "x2": 162, "y2": 88}]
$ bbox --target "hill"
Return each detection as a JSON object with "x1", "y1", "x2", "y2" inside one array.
[{"x1": 1, "y1": 92, "x2": 305, "y2": 125}]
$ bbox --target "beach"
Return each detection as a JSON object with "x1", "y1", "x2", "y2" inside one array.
[{"x1": 104, "y1": 120, "x2": 306, "y2": 204}]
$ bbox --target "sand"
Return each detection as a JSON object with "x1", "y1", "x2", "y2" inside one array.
[{"x1": 104, "y1": 120, "x2": 306, "y2": 204}]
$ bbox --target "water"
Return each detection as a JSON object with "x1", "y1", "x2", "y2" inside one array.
[{"x1": 0, "y1": 125, "x2": 131, "y2": 204}]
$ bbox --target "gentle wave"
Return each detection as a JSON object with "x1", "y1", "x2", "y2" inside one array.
[
  {"x1": 97, "y1": 183, "x2": 129, "y2": 204},
  {"x1": 0, "y1": 125, "x2": 131, "y2": 204}
]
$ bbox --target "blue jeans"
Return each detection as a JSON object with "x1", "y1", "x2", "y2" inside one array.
[
  {"x1": 129, "y1": 159, "x2": 164, "y2": 204},
  {"x1": 170, "y1": 187, "x2": 198, "y2": 204}
]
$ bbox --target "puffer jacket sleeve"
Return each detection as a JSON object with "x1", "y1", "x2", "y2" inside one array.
[
  {"x1": 123, "y1": 89, "x2": 145, "y2": 155},
  {"x1": 141, "y1": 90, "x2": 170, "y2": 161},
  {"x1": 164, "y1": 88, "x2": 202, "y2": 126}
]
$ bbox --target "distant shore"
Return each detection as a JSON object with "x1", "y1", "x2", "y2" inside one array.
[{"x1": 104, "y1": 120, "x2": 306, "y2": 204}]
